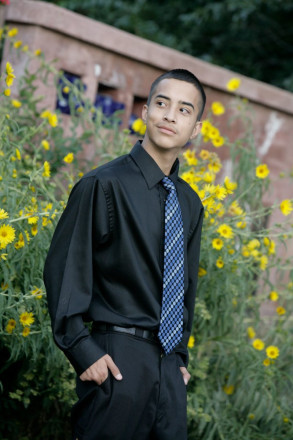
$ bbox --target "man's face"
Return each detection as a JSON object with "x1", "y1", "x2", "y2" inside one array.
[{"x1": 142, "y1": 78, "x2": 202, "y2": 152}]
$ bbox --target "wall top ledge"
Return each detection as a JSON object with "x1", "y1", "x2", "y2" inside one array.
[{"x1": 4, "y1": 0, "x2": 293, "y2": 115}]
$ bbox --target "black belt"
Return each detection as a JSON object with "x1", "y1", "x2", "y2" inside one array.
[{"x1": 92, "y1": 323, "x2": 159, "y2": 343}]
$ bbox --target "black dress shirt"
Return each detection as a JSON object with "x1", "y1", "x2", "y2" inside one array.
[{"x1": 44, "y1": 141, "x2": 204, "y2": 375}]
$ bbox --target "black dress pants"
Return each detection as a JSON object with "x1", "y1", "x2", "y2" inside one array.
[{"x1": 71, "y1": 330, "x2": 187, "y2": 440}]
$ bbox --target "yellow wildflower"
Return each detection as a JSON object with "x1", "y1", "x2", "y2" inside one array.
[
  {"x1": 214, "y1": 185, "x2": 227, "y2": 200},
  {"x1": 198, "y1": 267, "x2": 207, "y2": 277},
  {"x1": 8, "y1": 28, "x2": 18, "y2": 38},
  {"x1": 188, "y1": 335, "x2": 195, "y2": 348},
  {"x1": 6, "y1": 319, "x2": 17, "y2": 334},
  {"x1": 208, "y1": 160, "x2": 222, "y2": 173},
  {"x1": 212, "y1": 136, "x2": 225, "y2": 148},
  {"x1": 12, "y1": 99, "x2": 22, "y2": 108},
  {"x1": 217, "y1": 224, "x2": 234, "y2": 239},
  {"x1": 34, "y1": 49, "x2": 42, "y2": 56},
  {"x1": 216, "y1": 257, "x2": 224, "y2": 268},
  {"x1": 6, "y1": 61, "x2": 16, "y2": 87},
  {"x1": 14, "y1": 232, "x2": 26, "y2": 249},
  {"x1": 199, "y1": 149, "x2": 210, "y2": 160},
  {"x1": 283, "y1": 418, "x2": 289, "y2": 423},
  {"x1": 22, "y1": 327, "x2": 30, "y2": 337},
  {"x1": 208, "y1": 126, "x2": 220, "y2": 139},
  {"x1": 63, "y1": 86, "x2": 70, "y2": 94},
  {"x1": 43, "y1": 161, "x2": 51, "y2": 178},
  {"x1": 131, "y1": 118, "x2": 144, "y2": 133},
  {"x1": 268, "y1": 240, "x2": 275, "y2": 255},
  {"x1": 48, "y1": 113, "x2": 58, "y2": 127},
  {"x1": 236, "y1": 220, "x2": 246, "y2": 229},
  {"x1": 252, "y1": 339, "x2": 265, "y2": 351},
  {"x1": 0, "y1": 224, "x2": 16, "y2": 248},
  {"x1": 276, "y1": 306, "x2": 286, "y2": 315},
  {"x1": 280, "y1": 199, "x2": 292, "y2": 216},
  {"x1": 19, "y1": 312, "x2": 35, "y2": 327},
  {"x1": 255, "y1": 164, "x2": 270, "y2": 179},
  {"x1": 201, "y1": 120, "x2": 212, "y2": 136},
  {"x1": 211, "y1": 101, "x2": 225, "y2": 116},
  {"x1": 223, "y1": 385, "x2": 235, "y2": 395},
  {"x1": 4, "y1": 89, "x2": 11, "y2": 96},
  {"x1": 212, "y1": 238, "x2": 224, "y2": 250},
  {"x1": 139, "y1": 124, "x2": 146, "y2": 136},
  {"x1": 247, "y1": 239, "x2": 260, "y2": 250},
  {"x1": 266, "y1": 345, "x2": 279, "y2": 359},
  {"x1": 263, "y1": 358, "x2": 271, "y2": 367},
  {"x1": 226, "y1": 77, "x2": 241, "y2": 92},
  {"x1": 41, "y1": 140, "x2": 50, "y2": 150},
  {"x1": 13, "y1": 40, "x2": 22, "y2": 49},
  {"x1": 31, "y1": 287, "x2": 43, "y2": 299},
  {"x1": 183, "y1": 149, "x2": 198, "y2": 166},
  {"x1": 203, "y1": 171, "x2": 215, "y2": 183},
  {"x1": 248, "y1": 414, "x2": 255, "y2": 420},
  {"x1": 31, "y1": 225, "x2": 38, "y2": 236},
  {"x1": 228, "y1": 201, "x2": 243, "y2": 216},
  {"x1": 224, "y1": 176, "x2": 237, "y2": 194},
  {"x1": 269, "y1": 291, "x2": 279, "y2": 301},
  {"x1": 78, "y1": 172, "x2": 84, "y2": 178},
  {"x1": 22, "y1": 45, "x2": 29, "y2": 52},
  {"x1": 204, "y1": 184, "x2": 216, "y2": 194},
  {"x1": 15, "y1": 148, "x2": 21, "y2": 160},
  {"x1": 247, "y1": 327, "x2": 255, "y2": 339},
  {"x1": 63, "y1": 153, "x2": 74, "y2": 164},
  {"x1": 251, "y1": 249, "x2": 260, "y2": 259},
  {"x1": 40, "y1": 110, "x2": 51, "y2": 119},
  {"x1": 196, "y1": 189, "x2": 205, "y2": 200},
  {"x1": 181, "y1": 171, "x2": 195, "y2": 184},
  {"x1": 0, "y1": 209, "x2": 9, "y2": 219},
  {"x1": 259, "y1": 255, "x2": 268, "y2": 270}
]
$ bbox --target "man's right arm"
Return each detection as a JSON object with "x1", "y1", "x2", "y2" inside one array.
[{"x1": 44, "y1": 176, "x2": 110, "y2": 377}]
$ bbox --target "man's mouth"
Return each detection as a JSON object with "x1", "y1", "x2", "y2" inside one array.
[{"x1": 157, "y1": 125, "x2": 176, "y2": 135}]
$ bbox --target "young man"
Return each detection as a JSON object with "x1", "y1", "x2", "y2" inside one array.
[{"x1": 44, "y1": 69, "x2": 205, "y2": 440}]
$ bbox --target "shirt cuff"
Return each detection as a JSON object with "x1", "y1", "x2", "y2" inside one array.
[
  {"x1": 65, "y1": 335, "x2": 106, "y2": 376},
  {"x1": 175, "y1": 350, "x2": 188, "y2": 368}
]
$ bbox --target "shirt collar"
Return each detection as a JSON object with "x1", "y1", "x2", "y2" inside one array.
[{"x1": 130, "y1": 141, "x2": 180, "y2": 189}]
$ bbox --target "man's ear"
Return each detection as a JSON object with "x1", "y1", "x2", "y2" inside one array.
[
  {"x1": 190, "y1": 121, "x2": 202, "y2": 140},
  {"x1": 142, "y1": 104, "x2": 148, "y2": 122}
]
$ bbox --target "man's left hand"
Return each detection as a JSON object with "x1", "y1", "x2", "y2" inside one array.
[{"x1": 180, "y1": 367, "x2": 191, "y2": 385}]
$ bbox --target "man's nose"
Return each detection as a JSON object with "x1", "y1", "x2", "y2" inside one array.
[{"x1": 163, "y1": 108, "x2": 176, "y2": 122}]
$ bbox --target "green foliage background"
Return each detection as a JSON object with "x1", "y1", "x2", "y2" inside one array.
[
  {"x1": 42, "y1": 0, "x2": 293, "y2": 92},
  {"x1": 1, "y1": 27, "x2": 293, "y2": 440}
]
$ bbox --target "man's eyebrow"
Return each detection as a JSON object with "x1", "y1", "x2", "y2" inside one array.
[{"x1": 154, "y1": 94, "x2": 195, "y2": 110}]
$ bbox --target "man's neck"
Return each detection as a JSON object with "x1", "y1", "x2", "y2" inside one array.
[{"x1": 141, "y1": 140, "x2": 180, "y2": 176}]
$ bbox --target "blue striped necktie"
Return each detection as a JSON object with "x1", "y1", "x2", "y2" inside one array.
[{"x1": 158, "y1": 176, "x2": 184, "y2": 355}]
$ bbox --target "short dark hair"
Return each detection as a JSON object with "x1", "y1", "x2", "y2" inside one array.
[{"x1": 147, "y1": 69, "x2": 206, "y2": 121}]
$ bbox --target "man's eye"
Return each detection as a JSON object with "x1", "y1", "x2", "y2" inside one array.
[
  {"x1": 180, "y1": 108, "x2": 189, "y2": 114},
  {"x1": 157, "y1": 101, "x2": 166, "y2": 107}
]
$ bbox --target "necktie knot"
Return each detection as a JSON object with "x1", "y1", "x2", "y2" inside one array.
[{"x1": 162, "y1": 176, "x2": 176, "y2": 194}]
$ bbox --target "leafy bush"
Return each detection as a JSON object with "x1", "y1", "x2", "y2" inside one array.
[{"x1": 1, "y1": 25, "x2": 293, "y2": 440}]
